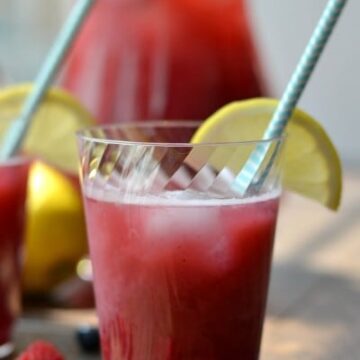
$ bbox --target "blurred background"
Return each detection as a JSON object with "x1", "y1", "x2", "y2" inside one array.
[{"x1": 0, "y1": 0, "x2": 358, "y2": 166}]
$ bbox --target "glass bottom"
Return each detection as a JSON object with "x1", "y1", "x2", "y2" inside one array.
[{"x1": 0, "y1": 342, "x2": 14, "y2": 359}]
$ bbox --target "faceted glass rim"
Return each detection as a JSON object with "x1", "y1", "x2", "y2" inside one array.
[{"x1": 77, "y1": 121, "x2": 285, "y2": 148}]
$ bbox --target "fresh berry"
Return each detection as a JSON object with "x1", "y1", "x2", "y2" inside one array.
[
  {"x1": 16, "y1": 340, "x2": 64, "y2": 360},
  {"x1": 76, "y1": 325, "x2": 100, "y2": 353}
]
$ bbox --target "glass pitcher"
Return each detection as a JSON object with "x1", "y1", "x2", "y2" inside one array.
[{"x1": 63, "y1": 0, "x2": 265, "y2": 123}]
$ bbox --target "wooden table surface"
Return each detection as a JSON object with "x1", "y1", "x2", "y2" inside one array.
[{"x1": 14, "y1": 170, "x2": 360, "y2": 359}]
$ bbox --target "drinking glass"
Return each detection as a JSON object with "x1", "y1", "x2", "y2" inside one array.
[
  {"x1": 0, "y1": 158, "x2": 30, "y2": 358},
  {"x1": 77, "y1": 122, "x2": 283, "y2": 359}
]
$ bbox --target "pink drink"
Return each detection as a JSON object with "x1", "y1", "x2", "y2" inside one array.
[
  {"x1": 64, "y1": 0, "x2": 264, "y2": 123},
  {"x1": 0, "y1": 159, "x2": 29, "y2": 354},
  {"x1": 84, "y1": 190, "x2": 279, "y2": 359}
]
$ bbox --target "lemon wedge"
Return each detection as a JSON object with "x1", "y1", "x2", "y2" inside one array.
[
  {"x1": 191, "y1": 98, "x2": 342, "y2": 210},
  {"x1": 0, "y1": 84, "x2": 95, "y2": 174}
]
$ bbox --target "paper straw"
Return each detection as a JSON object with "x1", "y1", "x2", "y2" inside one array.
[
  {"x1": 0, "y1": 0, "x2": 95, "y2": 160},
  {"x1": 233, "y1": 0, "x2": 347, "y2": 194}
]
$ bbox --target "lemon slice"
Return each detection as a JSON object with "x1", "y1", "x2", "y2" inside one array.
[
  {"x1": 192, "y1": 98, "x2": 342, "y2": 210},
  {"x1": 0, "y1": 84, "x2": 95, "y2": 173}
]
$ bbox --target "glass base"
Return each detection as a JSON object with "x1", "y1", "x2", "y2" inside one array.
[{"x1": 0, "y1": 342, "x2": 14, "y2": 359}]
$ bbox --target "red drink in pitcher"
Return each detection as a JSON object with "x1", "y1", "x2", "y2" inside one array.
[{"x1": 64, "y1": 0, "x2": 264, "y2": 123}]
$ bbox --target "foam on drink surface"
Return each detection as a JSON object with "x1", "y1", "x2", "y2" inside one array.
[{"x1": 84, "y1": 182, "x2": 281, "y2": 207}]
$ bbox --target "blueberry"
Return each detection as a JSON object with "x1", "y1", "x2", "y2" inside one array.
[{"x1": 76, "y1": 325, "x2": 100, "y2": 353}]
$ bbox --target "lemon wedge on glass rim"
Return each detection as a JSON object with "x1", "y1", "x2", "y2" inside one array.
[{"x1": 191, "y1": 98, "x2": 342, "y2": 210}]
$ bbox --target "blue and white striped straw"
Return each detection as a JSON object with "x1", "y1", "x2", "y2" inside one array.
[
  {"x1": 234, "y1": 0, "x2": 347, "y2": 194},
  {"x1": 0, "y1": 0, "x2": 95, "y2": 161}
]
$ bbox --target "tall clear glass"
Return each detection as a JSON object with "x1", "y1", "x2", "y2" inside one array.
[
  {"x1": 0, "y1": 158, "x2": 30, "y2": 358},
  {"x1": 77, "y1": 122, "x2": 283, "y2": 360}
]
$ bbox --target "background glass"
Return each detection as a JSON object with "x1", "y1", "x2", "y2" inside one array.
[{"x1": 0, "y1": 158, "x2": 29, "y2": 358}]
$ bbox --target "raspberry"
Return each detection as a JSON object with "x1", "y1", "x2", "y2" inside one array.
[{"x1": 16, "y1": 340, "x2": 64, "y2": 360}]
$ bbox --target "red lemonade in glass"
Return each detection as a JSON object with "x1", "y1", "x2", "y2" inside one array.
[
  {"x1": 78, "y1": 122, "x2": 283, "y2": 359},
  {"x1": 0, "y1": 158, "x2": 29, "y2": 356},
  {"x1": 64, "y1": 0, "x2": 264, "y2": 123},
  {"x1": 84, "y1": 190, "x2": 279, "y2": 359}
]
